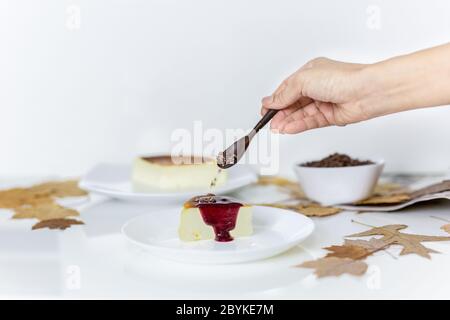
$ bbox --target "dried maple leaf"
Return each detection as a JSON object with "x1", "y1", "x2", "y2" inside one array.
[
  {"x1": 258, "y1": 202, "x2": 341, "y2": 217},
  {"x1": 28, "y1": 180, "x2": 87, "y2": 198},
  {"x1": 344, "y1": 238, "x2": 387, "y2": 252},
  {"x1": 32, "y1": 218, "x2": 84, "y2": 230},
  {"x1": 257, "y1": 176, "x2": 296, "y2": 187},
  {"x1": 0, "y1": 188, "x2": 52, "y2": 209},
  {"x1": 12, "y1": 202, "x2": 79, "y2": 220},
  {"x1": 324, "y1": 244, "x2": 370, "y2": 260},
  {"x1": 296, "y1": 204, "x2": 341, "y2": 217},
  {"x1": 355, "y1": 194, "x2": 410, "y2": 205},
  {"x1": 298, "y1": 257, "x2": 368, "y2": 278},
  {"x1": 0, "y1": 180, "x2": 86, "y2": 229},
  {"x1": 353, "y1": 182, "x2": 410, "y2": 205},
  {"x1": 441, "y1": 224, "x2": 450, "y2": 234},
  {"x1": 347, "y1": 223, "x2": 450, "y2": 259},
  {"x1": 373, "y1": 183, "x2": 407, "y2": 195},
  {"x1": 0, "y1": 180, "x2": 87, "y2": 209},
  {"x1": 257, "y1": 176, "x2": 305, "y2": 199}
]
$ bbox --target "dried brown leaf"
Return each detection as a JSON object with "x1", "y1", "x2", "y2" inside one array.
[
  {"x1": 0, "y1": 180, "x2": 86, "y2": 210},
  {"x1": 32, "y1": 218, "x2": 84, "y2": 230},
  {"x1": 373, "y1": 183, "x2": 408, "y2": 195},
  {"x1": 257, "y1": 176, "x2": 305, "y2": 199},
  {"x1": 324, "y1": 244, "x2": 370, "y2": 260},
  {"x1": 344, "y1": 238, "x2": 387, "y2": 251},
  {"x1": 298, "y1": 257, "x2": 368, "y2": 278},
  {"x1": 258, "y1": 202, "x2": 341, "y2": 217},
  {"x1": 28, "y1": 180, "x2": 87, "y2": 198},
  {"x1": 441, "y1": 224, "x2": 450, "y2": 234},
  {"x1": 0, "y1": 188, "x2": 52, "y2": 209},
  {"x1": 0, "y1": 180, "x2": 86, "y2": 228},
  {"x1": 355, "y1": 194, "x2": 410, "y2": 205},
  {"x1": 296, "y1": 204, "x2": 342, "y2": 217},
  {"x1": 257, "y1": 176, "x2": 295, "y2": 187},
  {"x1": 12, "y1": 202, "x2": 79, "y2": 220},
  {"x1": 347, "y1": 223, "x2": 450, "y2": 259}
]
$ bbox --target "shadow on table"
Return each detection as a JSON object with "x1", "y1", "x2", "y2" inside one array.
[
  {"x1": 80, "y1": 199, "x2": 176, "y2": 238},
  {"x1": 0, "y1": 223, "x2": 62, "y2": 296},
  {"x1": 121, "y1": 244, "x2": 314, "y2": 297}
]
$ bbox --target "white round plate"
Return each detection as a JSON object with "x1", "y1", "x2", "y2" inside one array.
[
  {"x1": 79, "y1": 163, "x2": 258, "y2": 203},
  {"x1": 122, "y1": 206, "x2": 314, "y2": 264}
]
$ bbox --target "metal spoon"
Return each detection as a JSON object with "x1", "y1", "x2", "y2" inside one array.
[{"x1": 217, "y1": 109, "x2": 278, "y2": 169}]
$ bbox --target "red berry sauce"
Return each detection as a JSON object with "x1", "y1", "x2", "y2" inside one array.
[{"x1": 184, "y1": 194, "x2": 243, "y2": 242}]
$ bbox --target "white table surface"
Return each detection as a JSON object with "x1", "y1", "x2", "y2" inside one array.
[{"x1": 1, "y1": 178, "x2": 450, "y2": 300}]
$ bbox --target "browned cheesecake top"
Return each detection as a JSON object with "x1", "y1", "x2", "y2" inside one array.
[{"x1": 141, "y1": 155, "x2": 213, "y2": 166}]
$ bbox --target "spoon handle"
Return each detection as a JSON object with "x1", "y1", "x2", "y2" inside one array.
[{"x1": 253, "y1": 109, "x2": 278, "y2": 133}]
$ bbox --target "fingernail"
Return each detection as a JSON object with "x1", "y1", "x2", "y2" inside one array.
[{"x1": 262, "y1": 96, "x2": 273, "y2": 106}]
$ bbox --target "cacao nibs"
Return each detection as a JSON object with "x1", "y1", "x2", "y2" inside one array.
[
  {"x1": 301, "y1": 153, "x2": 374, "y2": 168},
  {"x1": 190, "y1": 193, "x2": 217, "y2": 204}
]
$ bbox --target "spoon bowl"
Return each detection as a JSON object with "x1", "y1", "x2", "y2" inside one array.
[
  {"x1": 217, "y1": 109, "x2": 278, "y2": 169},
  {"x1": 217, "y1": 133, "x2": 253, "y2": 169}
]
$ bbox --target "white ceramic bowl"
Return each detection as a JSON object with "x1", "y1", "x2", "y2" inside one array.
[{"x1": 293, "y1": 159, "x2": 384, "y2": 206}]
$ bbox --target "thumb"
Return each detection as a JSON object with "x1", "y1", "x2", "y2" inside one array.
[{"x1": 262, "y1": 73, "x2": 304, "y2": 110}]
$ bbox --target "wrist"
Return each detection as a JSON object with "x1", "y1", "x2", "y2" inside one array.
[
  {"x1": 357, "y1": 59, "x2": 418, "y2": 119},
  {"x1": 359, "y1": 44, "x2": 450, "y2": 119}
]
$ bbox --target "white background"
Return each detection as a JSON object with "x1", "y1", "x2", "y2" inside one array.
[{"x1": 1, "y1": 0, "x2": 450, "y2": 177}]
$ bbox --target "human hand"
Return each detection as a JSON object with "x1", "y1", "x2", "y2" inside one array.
[
  {"x1": 261, "y1": 43, "x2": 450, "y2": 134},
  {"x1": 261, "y1": 57, "x2": 372, "y2": 134}
]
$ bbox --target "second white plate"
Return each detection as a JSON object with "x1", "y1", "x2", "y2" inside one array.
[
  {"x1": 122, "y1": 206, "x2": 314, "y2": 264},
  {"x1": 79, "y1": 163, "x2": 258, "y2": 203}
]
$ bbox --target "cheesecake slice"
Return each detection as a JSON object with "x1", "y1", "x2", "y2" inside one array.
[
  {"x1": 132, "y1": 155, "x2": 227, "y2": 191},
  {"x1": 179, "y1": 194, "x2": 253, "y2": 242}
]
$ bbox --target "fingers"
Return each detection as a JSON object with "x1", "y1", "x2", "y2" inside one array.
[
  {"x1": 261, "y1": 57, "x2": 334, "y2": 115},
  {"x1": 259, "y1": 56, "x2": 365, "y2": 134},
  {"x1": 260, "y1": 56, "x2": 344, "y2": 133},
  {"x1": 261, "y1": 72, "x2": 304, "y2": 112},
  {"x1": 277, "y1": 102, "x2": 332, "y2": 134},
  {"x1": 268, "y1": 97, "x2": 314, "y2": 130},
  {"x1": 269, "y1": 106, "x2": 298, "y2": 131}
]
